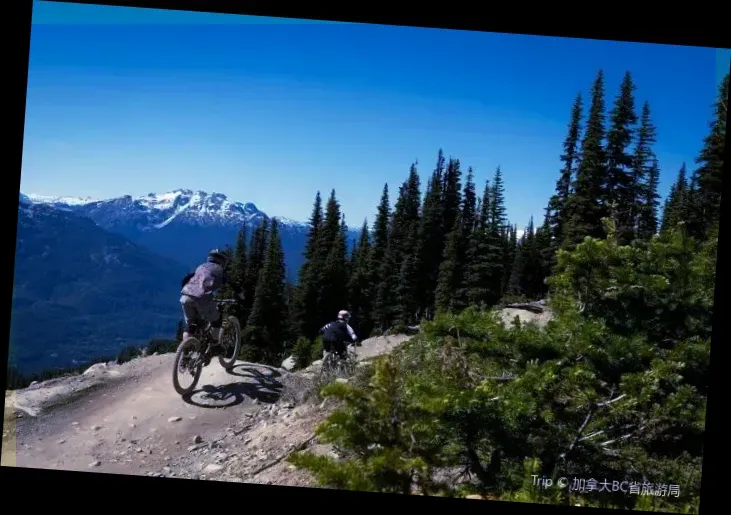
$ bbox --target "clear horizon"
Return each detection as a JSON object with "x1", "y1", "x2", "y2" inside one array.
[{"x1": 20, "y1": 0, "x2": 730, "y2": 233}]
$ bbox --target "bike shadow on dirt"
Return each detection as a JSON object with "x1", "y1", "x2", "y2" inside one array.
[
  {"x1": 227, "y1": 363, "x2": 282, "y2": 382},
  {"x1": 181, "y1": 365, "x2": 284, "y2": 409}
]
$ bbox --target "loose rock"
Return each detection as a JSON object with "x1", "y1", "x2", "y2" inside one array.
[{"x1": 203, "y1": 463, "x2": 224, "y2": 474}]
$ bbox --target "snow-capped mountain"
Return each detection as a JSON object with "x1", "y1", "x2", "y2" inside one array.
[
  {"x1": 25, "y1": 189, "x2": 307, "y2": 230},
  {"x1": 20, "y1": 189, "x2": 357, "y2": 280}
]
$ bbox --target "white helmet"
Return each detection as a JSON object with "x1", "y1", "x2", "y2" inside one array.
[{"x1": 337, "y1": 310, "x2": 351, "y2": 321}]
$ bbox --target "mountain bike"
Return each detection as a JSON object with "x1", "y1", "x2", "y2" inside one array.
[
  {"x1": 172, "y1": 299, "x2": 241, "y2": 396},
  {"x1": 318, "y1": 343, "x2": 358, "y2": 383}
]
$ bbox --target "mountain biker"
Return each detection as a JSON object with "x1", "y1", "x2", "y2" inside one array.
[
  {"x1": 180, "y1": 249, "x2": 243, "y2": 355},
  {"x1": 319, "y1": 310, "x2": 359, "y2": 363}
]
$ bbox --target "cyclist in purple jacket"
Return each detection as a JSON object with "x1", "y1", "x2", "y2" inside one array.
[{"x1": 180, "y1": 249, "x2": 241, "y2": 354}]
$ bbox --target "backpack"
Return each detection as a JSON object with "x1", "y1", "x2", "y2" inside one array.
[{"x1": 181, "y1": 272, "x2": 195, "y2": 288}]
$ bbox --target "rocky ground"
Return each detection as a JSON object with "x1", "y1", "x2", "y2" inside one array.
[
  {"x1": 2, "y1": 334, "x2": 412, "y2": 487},
  {"x1": 3, "y1": 307, "x2": 550, "y2": 489}
]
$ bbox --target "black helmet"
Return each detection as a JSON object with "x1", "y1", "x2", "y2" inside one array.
[{"x1": 208, "y1": 248, "x2": 228, "y2": 265}]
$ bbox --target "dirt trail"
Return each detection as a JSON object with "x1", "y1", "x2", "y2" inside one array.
[
  {"x1": 2, "y1": 334, "x2": 412, "y2": 482},
  {"x1": 3, "y1": 307, "x2": 547, "y2": 485}
]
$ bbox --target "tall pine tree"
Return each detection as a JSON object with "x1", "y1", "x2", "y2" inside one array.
[
  {"x1": 246, "y1": 219, "x2": 289, "y2": 363},
  {"x1": 604, "y1": 71, "x2": 638, "y2": 245},
  {"x1": 316, "y1": 191, "x2": 349, "y2": 329},
  {"x1": 660, "y1": 163, "x2": 689, "y2": 234},
  {"x1": 464, "y1": 179, "x2": 492, "y2": 306},
  {"x1": 369, "y1": 184, "x2": 392, "y2": 331},
  {"x1": 565, "y1": 69, "x2": 608, "y2": 244},
  {"x1": 633, "y1": 101, "x2": 659, "y2": 240},
  {"x1": 394, "y1": 163, "x2": 423, "y2": 325},
  {"x1": 415, "y1": 150, "x2": 447, "y2": 320},
  {"x1": 291, "y1": 192, "x2": 325, "y2": 339},
  {"x1": 453, "y1": 167, "x2": 477, "y2": 309},
  {"x1": 692, "y1": 71, "x2": 728, "y2": 238},
  {"x1": 435, "y1": 212, "x2": 463, "y2": 313},
  {"x1": 485, "y1": 167, "x2": 507, "y2": 305},
  {"x1": 548, "y1": 92, "x2": 583, "y2": 253},
  {"x1": 347, "y1": 220, "x2": 373, "y2": 337}
]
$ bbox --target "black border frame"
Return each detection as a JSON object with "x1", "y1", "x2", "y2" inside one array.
[{"x1": 3, "y1": 2, "x2": 728, "y2": 514}]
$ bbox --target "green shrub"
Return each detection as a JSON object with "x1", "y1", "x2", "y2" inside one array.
[
  {"x1": 116, "y1": 345, "x2": 142, "y2": 364},
  {"x1": 292, "y1": 337, "x2": 314, "y2": 370},
  {"x1": 288, "y1": 224, "x2": 709, "y2": 511},
  {"x1": 145, "y1": 338, "x2": 179, "y2": 355}
]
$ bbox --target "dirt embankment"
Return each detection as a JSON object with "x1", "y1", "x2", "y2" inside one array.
[
  {"x1": 3, "y1": 306, "x2": 551, "y2": 487},
  {"x1": 2, "y1": 333, "x2": 412, "y2": 484}
]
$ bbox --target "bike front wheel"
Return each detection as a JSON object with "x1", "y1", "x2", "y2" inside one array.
[
  {"x1": 218, "y1": 316, "x2": 241, "y2": 370},
  {"x1": 173, "y1": 337, "x2": 204, "y2": 396}
]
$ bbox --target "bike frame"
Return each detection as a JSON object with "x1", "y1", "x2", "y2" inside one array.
[{"x1": 322, "y1": 344, "x2": 357, "y2": 376}]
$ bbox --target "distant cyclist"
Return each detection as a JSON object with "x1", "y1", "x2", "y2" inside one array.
[
  {"x1": 180, "y1": 249, "x2": 243, "y2": 354},
  {"x1": 319, "y1": 310, "x2": 359, "y2": 362}
]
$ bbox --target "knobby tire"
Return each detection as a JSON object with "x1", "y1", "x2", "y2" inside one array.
[
  {"x1": 218, "y1": 316, "x2": 241, "y2": 370},
  {"x1": 173, "y1": 337, "x2": 204, "y2": 396}
]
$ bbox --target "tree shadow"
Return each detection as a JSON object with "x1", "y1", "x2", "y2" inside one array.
[{"x1": 182, "y1": 364, "x2": 284, "y2": 409}]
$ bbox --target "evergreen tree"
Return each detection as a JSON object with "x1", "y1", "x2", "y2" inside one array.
[
  {"x1": 464, "y1": 179, "x2": 492, "y2": 306},
  {"x1": 640, "y1": 156, "x2": 661, "y2": 239},
  {"x1": 633, "y1": 101, "x2": 659, "y2": 240},
  {"x1": 692, "y1": 71, "x2": 728, "y2": 237},
  {"x1": 485, "y1": 167, "x2": 507, "y2": 305},
  {"x1": 395, "y1": 231, "x2": 421, "y2": 326},
  {"x1": 227, "y1": 223, "x2": 249, "y2": 324},
  {"x1": 534, "y1": 214, "x2": 553, "y2": 297},
  {"x1": 369, "y1": 184, "x2": 391, "y2": 331},
  {"x1": 604, "y1": 71, "x2": 638, "y2": 245},
  {"x1": 415, "y1": 150, "x2": 447, "y2": 320},
  {"x1": 461, "y1": 167, "x2": 478, "y2": 238},
  {"x1": 435, "y1": 212, "x2": 463, "y2": 313},
  {"x1": 243, "y1": 218, "x2": 269, "y2": 318},
  {"x1": 660, "y1": 164, "x2": 689, "y2": 234},
  {"x1": 376, "y1": 164, "x2": 422, "y2": 329},
  {"x1": 520, "y1": 217, "x2": 540, "y2": 298},
  {"x1": 548, "y1": 92, "x2": 583, "y2": 252},
  {"x1": 348, "y1": 220, "x2": 373, "y2": 337},
  {"x1": 453, "y1": 167, "x2": 477, "y2": 309},
  {"x1": 316, "y1": 192, "x2": 349, "y2": 329},
  {"x1": 684, "y1": 171, "x2": 705, "y2": 240},
  {"x1": 394, "y1": 164, "x2": 423, "y2": 325},
  {"x1": 565, "y1": 70, "x2": 608, "y2": 244},
  {"x1": 246, "y1": 219, "x2": 289, "y2": 363},
  {"x1": 292, "y1": 192, "x2": 325, "y2": 339},
  {"x1": 488, "y1": 167, "x2": 507, "y2": 234},
  {"x1": 441, "y1": 157, "x2": 463, "y2": 239},
  {"x1": 508, "y1": 231, "x2": 526, "y2": 295}
]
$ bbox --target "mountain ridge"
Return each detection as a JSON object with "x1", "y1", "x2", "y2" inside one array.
[
  {"x1": 23, "y1": 189, "x2": 308, "y2": 228},
  {"x1": 21, "y1": 189, "x2": 361, "y2": 278},
  {"x1": 11, "y1": 200, "x2": 189, "y2": 375}
]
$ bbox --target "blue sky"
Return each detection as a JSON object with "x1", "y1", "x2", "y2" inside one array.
[{"x1": 21, "y1": 1, "x2": 730, "y2": 232}]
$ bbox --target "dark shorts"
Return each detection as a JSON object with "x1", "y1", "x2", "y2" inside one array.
[
  {"x1": 322, "y1": 337, "x2": 348, "y2": 356},
  {"x1": 180, "y1": 295, "x2": 220, "y2": 330}
]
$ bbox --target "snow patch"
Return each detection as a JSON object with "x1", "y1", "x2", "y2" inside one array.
[{"x1": 26, "y1": 194, "x2": 98, "y2": 206}]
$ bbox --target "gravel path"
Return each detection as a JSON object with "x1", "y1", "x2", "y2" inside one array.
[{"x1": 3, "y1": 333, "x2": 414, "y2": 484}]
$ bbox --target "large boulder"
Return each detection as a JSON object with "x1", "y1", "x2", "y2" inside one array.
[{"x1": 281, "y1": 356, "x2": 296, "y2": 371}]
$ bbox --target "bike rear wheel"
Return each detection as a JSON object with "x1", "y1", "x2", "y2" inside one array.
[
  {"x1": 173, "y1": 337, "x2": 204, "y2": 395},
  {"x1": 318, "y1": 352, "x2": 336, "y2": 383},
  {"x1": 218, "y1": 316, "x2": 241, "y2": 370}
]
